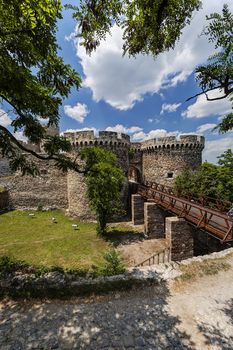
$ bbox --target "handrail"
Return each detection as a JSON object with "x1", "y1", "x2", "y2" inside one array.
[
  {"x1": 138, "y1": 183, "x2": 233, "y2": 242},
  {"x1": 144, "y1": 181, "x2": 231, "y2": 212},
  {"x1": 135, "y1": 247, "x2": 170, "y2": 267}
]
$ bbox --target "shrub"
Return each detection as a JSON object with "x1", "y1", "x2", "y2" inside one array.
[
  {"x1": 0, "y1": 256, "x2": 29, "y2": 277},
  {"x1": 98, "y1": 250, "x2": 126, "y2": 276}
]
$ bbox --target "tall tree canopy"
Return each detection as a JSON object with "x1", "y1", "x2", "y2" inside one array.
[
  {"x1": 188, "y1": 4, "x2": 233, "y2": 133},
  {"x1": 69, "y1": 0, "x2": 201, "y2": 56},
  {"x1": 0, "y1": 0, "x2": 82, "y2": 174}
]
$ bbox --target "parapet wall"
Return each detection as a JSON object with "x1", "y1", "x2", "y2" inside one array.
[
  {"x1": 140, "y1": 135, "x2": 205, "y2": 152},
  {"x1": 64, "y1": 130, "x2": 130, "y2": 148}
]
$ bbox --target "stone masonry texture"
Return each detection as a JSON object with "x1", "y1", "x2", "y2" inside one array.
[
  {"x1": 0, "y1": 157, "x2": 68, "y2": 210},
  {"x1": 166, "y1": 217, "x2": 194, "y2": 261},
  {"x1": 144, "y1": 202, "x2": 165, "y2": 238},
  {"x1": 132, "y1": 194, "x2": 144, "y2": 225},
  {"x1": 0, "y1": 131, "x2": 204, "y2": 217}
]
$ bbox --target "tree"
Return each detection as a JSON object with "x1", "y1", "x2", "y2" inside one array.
[
  {"x1": 1, "y1": 0, "x2": 202, "y2": 174},
  {"x1": 187, "y1": 5, "x2": 233, "y2": 133},
  {"x1": 0, "y1": 0, "x2": 83, "y2": 175},
  {"x1": 217, "y1": 149, "x2": 233, "y2": 169},
  {"x1": 81, "y1": 147, "x2": 125, "y2": 235},
  {"x1": 174, "y1": 163, "x2": 220, "y2": 201},
  {"x1": 174, "y1": 150, "x2": 233, "y2": 207},
  {"x1": 69, "y1": 0, "x2": 201, "y2": 56}
]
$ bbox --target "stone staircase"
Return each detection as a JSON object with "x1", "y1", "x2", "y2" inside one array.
[{"x1": 135, "y1": 247, "x2": 171, "y2": 267}]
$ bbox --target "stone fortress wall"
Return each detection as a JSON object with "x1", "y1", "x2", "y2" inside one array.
[
  {"x1": 137, "y1": 135, "x2": 205, "y2": 185},
  {"x1": 0, "y1": 130, "x2": 205, "y2": 218},
  {"x1": 0, "y1": 157, "x2": 68, "y2": 210}
]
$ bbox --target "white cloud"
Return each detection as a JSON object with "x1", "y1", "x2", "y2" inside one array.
[
  {"x1": 73, "y1": 0, "x2": 233, "y2": 110},
  {"x1": 148, "y1": 118, "x2": 153, "y2": 123},
  {"x1": 182, "y1": 89, "x2": 232, "y2": 119},
  {"x1": 64, "y1": 103, "x2": 90, "y2": 123},
  {"x1": 14, "y1": 131, "x2": 27, "y2": 143},
  {"x1": 132, "y1": 129, "x2": 179, "y2": 141},
  {"x1": 160, "y1": 103, "x2": 181, "y2": 115},
  {"x1": 105, "y1": 124, "x2": 143, "y2": 134},
  {"x1": 203, "y1": 137, "x2": 233, "y2": 164},
  {"x1": 0, "y1": 109, "x2": 11, "y2": 127},
  {"x1": 196, "y1": 123, "x2": 217, "y2": 134}
]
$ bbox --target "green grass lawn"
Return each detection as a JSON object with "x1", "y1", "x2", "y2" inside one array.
[{"x1": 0, "y1": 210, "x2": 111, "y2": 270}]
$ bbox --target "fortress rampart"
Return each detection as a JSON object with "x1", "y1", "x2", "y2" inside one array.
[
  {"x1": 0, "y1": 130, "x2": 205, "y2": 218},
  {"x1": 132, "y1": 135, "x2": 204, "y2": 151},
  {"x1": 64, "y1": 130, "x2": 130, "y2": 147}
]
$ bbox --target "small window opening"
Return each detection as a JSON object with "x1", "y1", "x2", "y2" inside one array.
[{"x1": 167, "y1": 172, "x2": 173, "y2": 179}]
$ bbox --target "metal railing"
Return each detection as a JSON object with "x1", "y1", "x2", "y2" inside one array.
[
  {"x1": 138, "y1": 183, "x2": 233, "y2": 243},
  {"x1": 135, "y1": 248, "x2": 170, "y2": 267},
  {"x1": 144, "y1": 181, "x2": 231, "y2": 212}
]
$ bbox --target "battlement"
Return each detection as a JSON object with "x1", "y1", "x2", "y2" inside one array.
[
  {"x1": 140, "y1": 134, "x2": 205, "y2": 152},
  {"x1": 64, "y1": 130, "x2": 131, "y2": 148}
]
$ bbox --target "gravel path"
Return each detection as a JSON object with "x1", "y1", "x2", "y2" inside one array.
[{"x1": 0, "y1": 257, "x2": 233, "y2": 350}]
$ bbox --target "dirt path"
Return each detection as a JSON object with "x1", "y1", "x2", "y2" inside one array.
[
  {"x1": 168, "y1": 255, "x2": 233, "y2": 350},
  {"x1": 0, "y1": 256, "x2": 233, "y2": 349}
]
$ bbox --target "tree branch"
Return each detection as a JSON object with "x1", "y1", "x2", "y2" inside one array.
[
  {"x1": 0, "y1": 124, "x2": 51, "y2": 160},
  {"x1": 0, "y1": 28, "x2": 33, "y2": 36},
  {"x1": 205, "y1": 92, "x2": 228, "y2": 101},
  {"x1": 186, "y1": 86, "x2": 233, "y2": 102},
  {"x1": 0, "y1": 125, "x2": 87, "y2": 174}
]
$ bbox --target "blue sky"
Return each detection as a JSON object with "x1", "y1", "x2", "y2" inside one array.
[{"x1": 1, "y1": 0, "x2": 233, "y2": 163}]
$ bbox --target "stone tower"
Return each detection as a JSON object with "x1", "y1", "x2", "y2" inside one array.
[
  {"x1": 129, "y1": 135, "x2": 205, "y2": 185},
  {"x1": 64, "y1": 130, "x2": 131, "y2": 218}
]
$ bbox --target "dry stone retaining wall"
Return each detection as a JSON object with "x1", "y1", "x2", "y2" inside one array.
[{"x1": 1, "y1": 247, "x2": 232, "y2": 299}]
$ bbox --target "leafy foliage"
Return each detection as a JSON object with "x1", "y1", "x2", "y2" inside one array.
[
  {"x1": 98, "y1": 250, "x2": 125, "y2": 276},
  {"x1": 214, "y1": 112, "x2": 233, "y2": 134},
  {"x1": 81, "y1": 147, "x2": 125, "y2": 235},
  {"x1": 191, "y1": 5, "x2": 233, "y2": 133},
  {"x1": 0, "y1": 0, "x2": 82, "y2": 174},
  {"x1": 174, "y1": 149, "x2": 233, "y2": 205},
  {"x1": 69, "y1": 0, "x2": 201, "y2": 56},
  {"x1": 217, "y1": 149, "x2": 233, "y2": 168}
]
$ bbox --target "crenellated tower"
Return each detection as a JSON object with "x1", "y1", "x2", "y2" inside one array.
[
  {"x1": 64, "y1": 130, "x2": 131, "y2": 218},
  {"x1": 129, "y1": 135, "x2": 205, "y2": 185}
]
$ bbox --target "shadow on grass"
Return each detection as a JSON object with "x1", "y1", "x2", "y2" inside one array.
[
  {"x1": 103, "y1": 229, "x2": 145, "y2": 247},
  {"x1": 0, "y1": 280, "x2": 196, "y2": 349}
]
